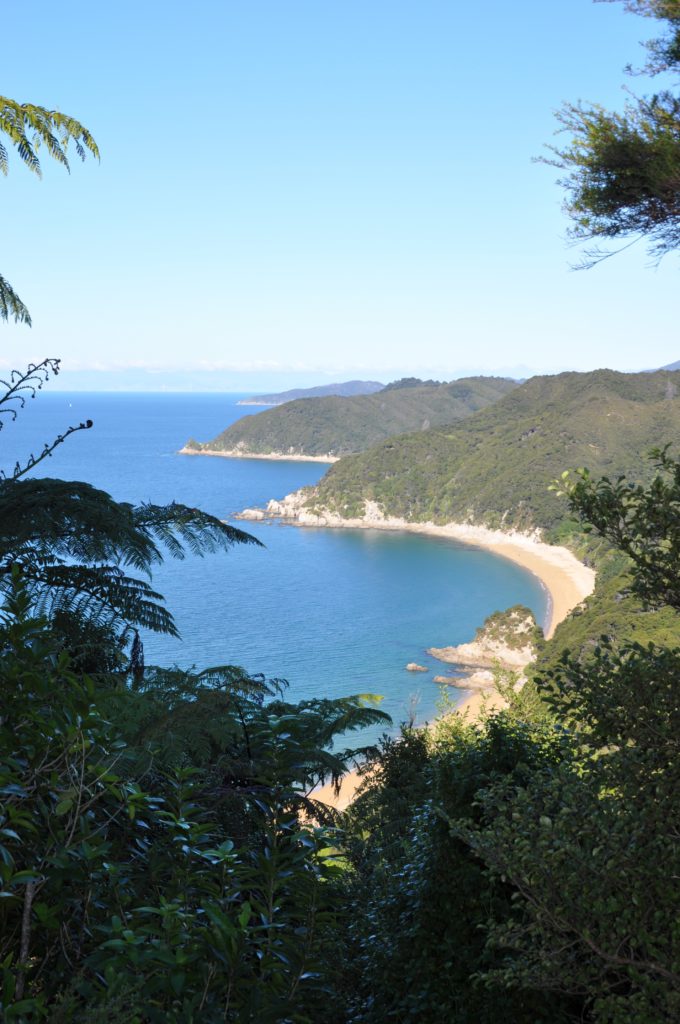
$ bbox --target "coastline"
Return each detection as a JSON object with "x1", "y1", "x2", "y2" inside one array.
[
  {"x1": 178, "y1": 446, "x2": 339, "y2": 464},
  {"x1": 239, "y1": 494, "x2": 596, "y2": 640},
  {"x1": 246, "y1": 492, "x2": 596, "y2": 813}
]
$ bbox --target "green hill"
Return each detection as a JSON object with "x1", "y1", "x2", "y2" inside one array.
[
  {"x1": 307, "y1": 369, "x2": 680, "y2": 538},
  {"x1": 186, "y1": 376, "x2": 518, "y2": 458}
]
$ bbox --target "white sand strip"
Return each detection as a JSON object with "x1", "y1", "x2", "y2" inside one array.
[{"x1": 179, "y1": 446, "x2": 338, "y2": 464}]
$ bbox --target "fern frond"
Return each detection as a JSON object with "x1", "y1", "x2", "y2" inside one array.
[
  {"x1": 267, "y1": 695, "x2": 392, "y2": 749},
  {"x1": 0, "y1": 274, "x2": 31, "y2": 325},
  {"x1": 0, "y1": 479, "x2": 160, "y2": 570},
  {"x1": 4, "y1": 419, "x2": 93, "y2": 479},
  {"x1": 0, "y1": 96, "x2": 99, "y2": 177},
  {"x1": 8, "y1": 562, "x2": 178, "y2": 636},
  {"x1": 0, "y1": 360, "x2": 60, "y2": 420},
  {"x1": 133, "y1": 502, "x2": 262, "y2": 559}
]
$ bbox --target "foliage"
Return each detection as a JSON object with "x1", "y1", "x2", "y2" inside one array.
[
  {"x1": 339, "y1": 716, "x2": 575, "y2": 1023},
  {"x1": 451, "y1": 454, "x2": 680, "y2": 1022},
  {"x1": 0, "y1": 360, "x2": 260, "y2": 652},
  {"x1": 0, "y1": 473, "x2": 260, "y2": 643},
  {"x1": 533, "y1": 560, "x2": 680, "y2": 677},
  {"x1": 332, "y1": 446, "x2": 680, "y2": 1022},
  {"x1": 545, "y1": 0, "x2": 680, "y2": 264},
  {"x1": 459, "y1": 638, "x2": 680, "y2": 1022},
  {"x1": 0, "y1": 275, "x2": 31, "y2": 326},
  {"x1": 0, "y1": 575, "x2": 390, "y2": 1021},
  {"x1": 188, "y1": 376, "x2": 517, "y2": 458},
  {"x1": 561, "y1": 447, "x2": 680, "y2": 610}
]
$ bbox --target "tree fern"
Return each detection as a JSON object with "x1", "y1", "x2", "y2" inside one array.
[
  {"x1": 0, "y1": 273, "x2": 31, "y2": 325},
  {"x1": 0, "y1": 95, "x2": 99, "y2": 177},
  {"x1": 0, "y1": 96, "x2": 98, "y2": 323},
  {"x1": 0, "y1": 477, "x2": 262, "y2": 638}
]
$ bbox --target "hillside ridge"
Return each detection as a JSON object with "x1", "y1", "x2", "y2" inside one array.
[{"x1": 186, "y1": 376, "x2": 518, "y2": 458}]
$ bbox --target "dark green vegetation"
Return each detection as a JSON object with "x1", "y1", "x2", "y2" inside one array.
[
  {"x1": 546, "y1": 0, "x2": 680, "y2": 265},
  {"x1": 0, "y1": 573, "x2": 389, "y2": 1022},
  {"x1": 187, "y1": 376, "x2": 518, "y2": 458},
  {"x1": 237, "y1": 380, "x2": 384, "y2": 405},
  {"x1": 337, "y1": 457, "x2": 680, "y2": 1023},
  {"x1": 309, "y1": 368, "x2": 680, "y2": 534}
]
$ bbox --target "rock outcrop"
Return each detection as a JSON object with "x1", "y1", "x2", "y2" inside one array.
[{"x1": 428, "y1": 606, "x2": 543, "y2": 673}]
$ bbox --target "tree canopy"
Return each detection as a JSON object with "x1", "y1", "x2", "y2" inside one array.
[{"x1": 547, "y1": 0, "x2": 680, "y2": 264}]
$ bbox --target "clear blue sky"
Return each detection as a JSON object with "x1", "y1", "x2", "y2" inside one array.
[{"x1": 2, "y1": 0, "x2": 677, "y2": 390}]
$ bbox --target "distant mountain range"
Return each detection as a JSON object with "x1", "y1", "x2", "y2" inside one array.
[
  {"x1": 187, "y1": 377, "x2": 518, "y2": 457},
  {"x1": 236, "y1": 380, "x2": 385, "y2": 406}
]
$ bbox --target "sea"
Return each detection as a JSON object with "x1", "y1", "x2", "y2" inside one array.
[{"x1": 2, "y1": 391, "x2": 547, "y2": 742}]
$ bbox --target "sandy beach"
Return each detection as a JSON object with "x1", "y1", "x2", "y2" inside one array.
[{"x1": 179, "y1": 446, "x2": 338, "y2": 464}]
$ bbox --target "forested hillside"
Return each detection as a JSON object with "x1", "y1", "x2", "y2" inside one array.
[
  {"x1": 309, "y1": 369, "x2": 680, "y2": 535},
  {"x1": 186, "y1": 376, "x2": 517, "y2": 457}
]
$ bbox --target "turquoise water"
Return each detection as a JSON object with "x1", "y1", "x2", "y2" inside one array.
[{"x1": 2, "y1": 392, "x2": 547, "y2": 737}]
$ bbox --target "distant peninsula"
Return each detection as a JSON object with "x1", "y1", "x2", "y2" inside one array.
[
  {"x1": 236, "y1": 380, "x2": 384, "y2": 406},
  {"x1": 183, "y1": 376, "x2": 518, "y2": 460}
]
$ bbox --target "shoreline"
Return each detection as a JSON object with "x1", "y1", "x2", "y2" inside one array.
[
  {"x1": 178, "y1": 446, "x2": 339, "y2": 464},
  {"x1": 246, "y1": 495, "x2": 596, "y2": 813},
  {"x1": 239, "y1": 497, "x2": 596, "y2": 641}
]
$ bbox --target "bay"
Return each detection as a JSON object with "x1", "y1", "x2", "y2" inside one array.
[{"x1": 2, "y1": 390, "x2": 548, "y2": 739}]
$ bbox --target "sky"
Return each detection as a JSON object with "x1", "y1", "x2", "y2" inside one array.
[{"x1": 2, "y1": 0, "x2": 677, "y2": 390}]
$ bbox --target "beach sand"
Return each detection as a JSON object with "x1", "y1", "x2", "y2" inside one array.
[{"x1": 179, "y1": 446, "x2": 338, "y2": 464}]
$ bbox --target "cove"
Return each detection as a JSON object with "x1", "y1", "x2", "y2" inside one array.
[{"x1": 3, "y1": 391, "x2": 548, "y2": 739}]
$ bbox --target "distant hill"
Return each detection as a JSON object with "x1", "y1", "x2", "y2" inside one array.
[
  {"x1": 306, "y1": 369, "x2": 680, "y2": 537},
  {"x1": 660, "y1": 360, "x2": 680, "y2": 371},
  {"x1": 236, "y1": 380, "x2": 384, "y2": 406},
  {"x1": 187, "y1": 377, "x2": 518, "y2": 458}
]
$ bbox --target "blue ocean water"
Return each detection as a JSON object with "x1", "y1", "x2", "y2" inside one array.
[{"x1": 2, "y1": 391, "x2": 547, "y2": 738}]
